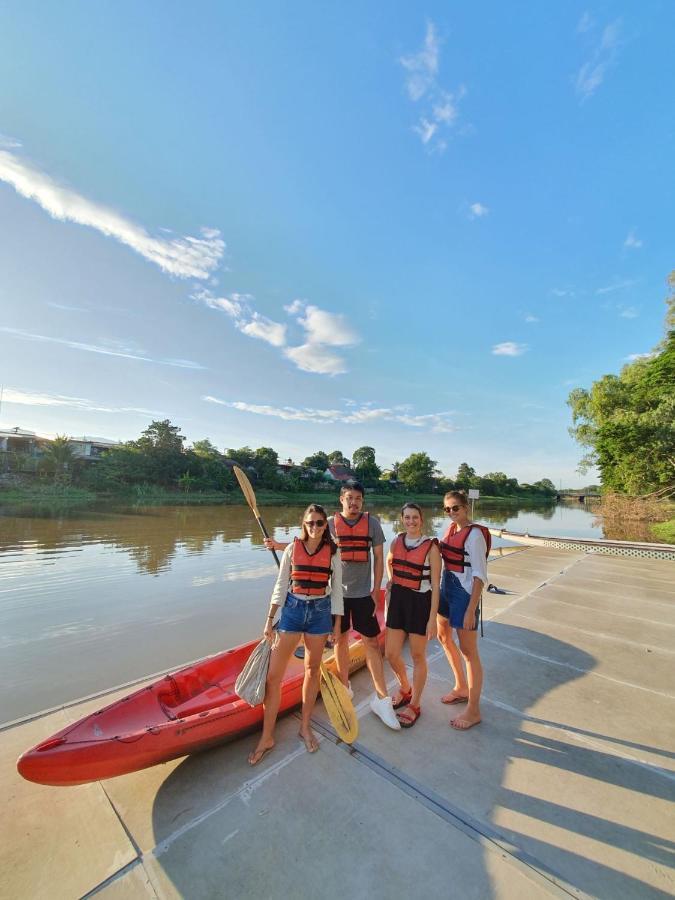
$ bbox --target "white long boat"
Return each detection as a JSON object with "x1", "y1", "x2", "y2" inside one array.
[{"x1": 488, "y1": 527, "x2": 675, "y2": 560}]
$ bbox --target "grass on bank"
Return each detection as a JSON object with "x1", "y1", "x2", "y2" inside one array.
[{"x1": 651, "y1": 519, "x2": 675, "y2": 543}]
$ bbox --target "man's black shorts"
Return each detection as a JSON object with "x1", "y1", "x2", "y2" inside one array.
[{"x1": 339, "y1": 595, "x2": 381, "y2": 637}]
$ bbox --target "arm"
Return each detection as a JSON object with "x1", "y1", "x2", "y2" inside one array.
[
  {"x1": 264, "y1": 538, "x2": 289, "y2": 552},
  {"x1": 371, "y1": 543, "x2": 384, "y2": 605},
  {"x1": 385, "y1": 544, "x2": 394, "y2": 586},
  {"x1": 427, "y1": 543, "x2": 441, "y2": 640},
  {"x1": 264, "y1": 545, "x2": 292, "y2": 640},
  {"x1": 330, "y1": 550, "x2": 344, "y2": 642},
  {"x1": 463, "y1": 532, "x2": 487, "y2": 631}
]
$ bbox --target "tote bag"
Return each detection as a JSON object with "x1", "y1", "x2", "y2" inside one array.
[{"x1": 235, "y1": 639, "x2": 272, "y2": 707}]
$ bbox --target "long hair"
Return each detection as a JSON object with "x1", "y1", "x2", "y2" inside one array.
[{"x1": 299, "y1": 503, "x2": 337, "y2": 554}]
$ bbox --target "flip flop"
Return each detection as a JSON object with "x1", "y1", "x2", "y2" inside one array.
[
  {"x1": 441, "y1": 692, "x2": 469, "y2": 705},
  {"x1": 487, "y1": 584, "x2": 507, "y2": 594},
  {"x1": 248, "y1": 745, "x2": 274, "y2": 766},
  {"x1": 450, "y1": 717, "x2": 481, "y2": 731}
]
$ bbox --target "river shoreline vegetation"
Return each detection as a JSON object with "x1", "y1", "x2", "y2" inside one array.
[{"x1": 568, "y1": 272, "x2": 675, "y2": 542}]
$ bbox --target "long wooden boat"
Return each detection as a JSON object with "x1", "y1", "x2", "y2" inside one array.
[
  {"x1": 488, "y1": 527, "x2": 675, "y2": 560},
  {"x1": 17, "y1": 596, "x2": 384, "y2": 787}
]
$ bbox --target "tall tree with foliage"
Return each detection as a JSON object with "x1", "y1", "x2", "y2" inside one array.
[
  {"x1": 327, "y1": 450, "x2": 351, "y2": 468},
  {"x1": 352, "y1": 445, "x2": 381, "y2": 486},
  {"x1": 302, "y1": 451, "x2": 329, "y2": 470},
  {"x1": 41, "y1": 435, "x2": 76, "y2": 483},
  {"x1": 398, "y1": 452, "x2": 437, "y2": 492},
  {"x1": 455, "y1": 462, "x2": 478, "y2": 488},
  {"x1": 568, "y1": 273, "x2": 675, "y2": 494}
]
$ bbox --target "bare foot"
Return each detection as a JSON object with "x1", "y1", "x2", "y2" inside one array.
[
  {"x1": 247, "y1": 740, "x2": 275, "y2": 766},
  {"x1": 450, "y1": 713, "x2": 481, "y2": 731},
  {"x1": 298, "y1": 730, "x2": 319, "y2": 753},
  {"x1": 440, "y1": 691, "x2": 469, "y2": 705}
]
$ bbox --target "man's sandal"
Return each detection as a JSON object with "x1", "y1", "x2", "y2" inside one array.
[
  {"x1": 392, "y1": 688, "x2": 412, "y2": 710},
  {"x1": 396, "y1": 704, "x2": 420, "y2": 728}
]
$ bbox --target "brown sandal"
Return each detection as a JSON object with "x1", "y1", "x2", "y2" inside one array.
[
  {"x1": 397, "y1": 704, "x2": 420, "y2": 728},
  {"x1": 392, "y1": 688, "x2": 412, "y2": 710}
]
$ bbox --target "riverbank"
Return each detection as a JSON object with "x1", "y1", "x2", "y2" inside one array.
[{"x1": 0, "y1": 482, "x2": 558, "y2": 510}]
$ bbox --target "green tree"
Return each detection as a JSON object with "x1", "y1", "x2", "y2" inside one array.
[
  {"x1": 455, "y1": 462, "x2": 477, "y2": 488},
  {"x1": 191, "y1": 439, "x2": 221, "y2": 458},
  {"x1": 398, "y1": 452, "x2": 437, "y2": 492},
  {"x1": 352, "y1": 446, "x2": 381, "y2": 486},
  {"x1": 328, "y1": 450, "x2": 350, "y2": 468},
  {"x1": 135, "y1": 420, "x2": 185, "y2": 453},
  {"x1": 253, "y1": 447, "x2": 280, "y2": 487},
  {"x1": 41, "y1": 435, "x2": 76, "y2": 483},
  {"x1": 568, "y1": 276, "x2": 675, "y2": 494},
  {"x1": 302, "y1": 451, "x2": 330, "y2": 470},
  {"x1": 226, "y1": 446, "x2": 255, "y2": 468}
]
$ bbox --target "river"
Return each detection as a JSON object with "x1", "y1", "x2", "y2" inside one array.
[{"x1": 0, "y1": 499, "x2": 607, "y2": 723}]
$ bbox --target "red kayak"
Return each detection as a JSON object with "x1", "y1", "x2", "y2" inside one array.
[{"x1": 17, "y1": 594, "x2": 385, "y2": 786}]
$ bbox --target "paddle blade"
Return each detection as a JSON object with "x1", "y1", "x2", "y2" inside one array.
[
  {"x1": 233, "y1": 465, "x2": 259, "y2": 515},
  {"x1": 319, "y1": 664, "x2": 359, "y2": 744}
]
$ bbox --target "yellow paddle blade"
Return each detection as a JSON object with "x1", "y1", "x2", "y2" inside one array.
[
  {"x1": 233, "y1": 465, "x2": 259, "y2": 516},
  {"x1": 319, "y1": 663, "x2": 359, "y2": 744}
]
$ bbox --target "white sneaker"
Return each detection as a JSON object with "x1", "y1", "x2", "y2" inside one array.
[{"x1": 370, "y1": 695, "x2": 401, "y2": 730}]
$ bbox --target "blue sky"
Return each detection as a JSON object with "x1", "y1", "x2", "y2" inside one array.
[{"x1": 1, "y1": 2, "x2": 673, "y2": 487}]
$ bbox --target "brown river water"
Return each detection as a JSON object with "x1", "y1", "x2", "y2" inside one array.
[{"x1": 0, "y1": 500, "x2": 607, "y2": 723}]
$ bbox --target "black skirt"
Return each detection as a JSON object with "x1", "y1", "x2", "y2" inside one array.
[{"x1": 386, "y1": 583, "x2": 432, "y2": 636}]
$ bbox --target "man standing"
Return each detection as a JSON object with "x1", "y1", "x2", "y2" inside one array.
[{"x1": 265, "y1": 480, "x2": 400, "y2": 730}]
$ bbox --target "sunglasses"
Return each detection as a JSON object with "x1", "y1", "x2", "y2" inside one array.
[
  {"x1": 305, "y1": 519, "x2": 326, "y2": 527},
  {"x1": 444, "y1": 505, "x2": 464, "y2": 513}
]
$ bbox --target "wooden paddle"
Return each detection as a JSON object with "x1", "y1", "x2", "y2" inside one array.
[
  {"x1": 319, "y1": 663, "x2": 359, "y2": 744},
  {"x1": 232, "y1": 465, "x2": 280, "y2": 567},
  {"x1": 233, "y1": 464, "x2": 358, "y2": 742}
]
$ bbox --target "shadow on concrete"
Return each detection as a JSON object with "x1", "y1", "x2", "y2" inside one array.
[{"x1": 146, "y1": 623, "x2": 673, "y2": 899}]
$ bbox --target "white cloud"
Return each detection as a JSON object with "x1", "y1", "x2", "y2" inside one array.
[
  {"x1": 193, "y1": 289, "x2": 286, "y2": 347},
  {"x1": 0, "y1": 148, "x2": 224, "y2": 279},
  {"x1": 399, "y1": 23, "x2": 466, "y2": 152},
  {"x1": 204, "y1": 396, "x2": 457, "y2": 433},
  {"x1": 577, "y1": 12, "x2": 594, "y2": 33},
  {"x1": 575, "y1": 19, "x2": 622, "y2": 102},
  {"x1": 293, "y1": 303, "x2": 359, "y2": 347},
  {"x1": 283, "y1": 343, "x2": 348, "y2": 376},
  {"x1": 596, "y1": 278, "x2": 636, "y2": 295},
  {"x1": 619, "y1": 306, "x2": 639, "y2": 319},
  {"x1": 524, "y1": 314, "x2": 539, "y2": 323},
  {"x1": 625, "y1": 352, "x2": 654, "y2": 362},
  {"x1": 624, "y1": 230, "x2": 643, "y2": 249},
  {"x1": 469, "y1": 202, "x2": 489, "y2": 219},
  {"x1": 551, "y1": 288, "x2": 575, "y2": 298},
  {"x1": 0, "y1": 326, "x2": 205, "y2": 369},
  {"x1": 1, "y1": 387, "x2": 159, "y2": 415},
  {"x1": 492, "y1": 342, "x2": 528, "y2": 357}
]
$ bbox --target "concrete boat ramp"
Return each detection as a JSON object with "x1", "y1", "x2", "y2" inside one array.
[{"x1": 2, "y1": 547, "x2": 674, "y2": 899}]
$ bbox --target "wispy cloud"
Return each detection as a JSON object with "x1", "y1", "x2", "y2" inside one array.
[
  {"x1": 204, "y1": 396, "x2": 457, "y2": 433},
  {"x1": 1, "y1": 387, "x2": 159, "y2": 416},
  {"x1": 47, "y1": 301, "x2": 89, "y2": 312},
  {"x1": 193, "y1": 288, "x2": 287, "y2": 347},
  {"x1": 618, "y1": 305, "x2": 639, "y2": 319},
  {"x1": 0, "y1": 327, "x2": 205, "y2": 369},
  {"x1": 596, "y1": 278, "x2": 636, "y2": 295},
  {"x1": 550, "y1": 288, "x2": 575, "y2": 298},
  {"x1": 492, "y1": 342, "x2": 528, "y2": 357},
  {"x1": 0, "y1": 147, "x2": 224, "y2": 278},
  {"x1": 399, "y1": 22, "x2": 466, "y2": 152},
  {"x1": 575, "y1": 18, "x2": 622, "y2": 102},
  {"x1": 524, "y1": 314, "x2": 539, "y2": 323},
  {"x1": 194, "y1": 291, "x2": 359, "y2": 376},
  {"x1": 577, "y1": 12, "x2": 594, "y2": 34},
  {"x1": 625, "y1": 352, "x2": 654, "y2": 362},
  {"x1": 623, "y1": 230, "x2": 643, "y2": 249},
  {"x1": 469, "y1": 202, "x2": 489, "y2": 220}
]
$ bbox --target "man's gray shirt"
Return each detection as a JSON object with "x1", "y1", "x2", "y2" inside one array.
[{"x1": 328, "y1": 513, "x2": 385, "y2": 598}]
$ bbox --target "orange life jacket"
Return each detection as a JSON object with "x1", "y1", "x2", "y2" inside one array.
[
  {"x1": 290, "y1": 538, "x2": 332, "y2": 596},
  {"x1": 391, "y1": 533, "x2": 437, "y2": 590},
  {"x1": 439, "y1": 523, "x2": 491, "y2": 573},
  {"x1": 333, "y1": 512, "x2": 371, "y2": 563}
]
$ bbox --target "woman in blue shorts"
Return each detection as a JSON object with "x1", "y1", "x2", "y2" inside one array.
[
  {"x1": 247, "y1": 504, "x2": 343, "y2": 765},
  {"x1": 436, "y1": 491, "x2": 488, "y2": 731}
]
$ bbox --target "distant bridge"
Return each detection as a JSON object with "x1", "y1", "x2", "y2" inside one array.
[{"x1": 556, "y1": 492, "x2": 601, "y2": 503}]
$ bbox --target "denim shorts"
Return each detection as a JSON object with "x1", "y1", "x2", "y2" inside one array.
[
  {"x1": 278, "y1": 592, "x2": 332, "y2": 635},
  {"x1": 438, "y1": 571, "x2": 479, "y2": 631}
]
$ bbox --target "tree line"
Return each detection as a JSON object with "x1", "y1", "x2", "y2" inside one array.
[
  {"x1": 35, "y1": 422, "x2": 555, "y2": 499},
  {"x1": 568, "y1": 271, "x2": 675, "y2": 496}
]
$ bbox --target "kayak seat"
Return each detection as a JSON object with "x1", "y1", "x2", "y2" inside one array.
[{"x1": 158, "y1": 672, "x2": 235, "y2": 719}]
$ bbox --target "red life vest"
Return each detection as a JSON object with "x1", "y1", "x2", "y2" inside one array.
[
  {"x1": 439, "y1": 523, "x2": 491, "y2": 573},
  {"x1": 333, "y1": 512, "x2": 371, "y2": 563},
  {"x1": 391, "y1": 533, "x2": 438, "y2": 590},
  {"x1": 290, "y1": 538, "x2": 332, "y2": 596}
]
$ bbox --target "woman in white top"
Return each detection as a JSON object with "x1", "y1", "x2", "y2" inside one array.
[
  {"x1": 384, "y1": 503, "x2": 441, "y2": 728},
  {"x1": 247, "y1": 504, "x2": 343, "y2": 766},
  {"x1": 436, "y1": 491, "x2": 488, "y2": 731}
]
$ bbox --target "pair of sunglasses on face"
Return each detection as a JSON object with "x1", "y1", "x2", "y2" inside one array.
[
  {"x1": 305, "y1": 519, "x2": 326, "y2": 527},
  {"x1": 444, "y1": 504, "x2": 464, "y2": 513}
]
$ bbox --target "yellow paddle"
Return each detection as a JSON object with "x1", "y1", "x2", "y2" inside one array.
[
  {"x1": 319, "y1": 663, "x2": 359, "y2": 744},
  {"x1": 233, "y1": 464, "x2": 359, "y2": 743}
]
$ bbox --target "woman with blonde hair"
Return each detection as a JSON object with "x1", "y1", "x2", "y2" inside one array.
[
  {"x1": 247, "y1": 503, "x2": 342, "y2": 765},
  {"x1": 384, "y1": 503, "x2": 441, "y2": 728},
  {"x1": 436, "y1": 490, "x2": 489, "y2": 730}
]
